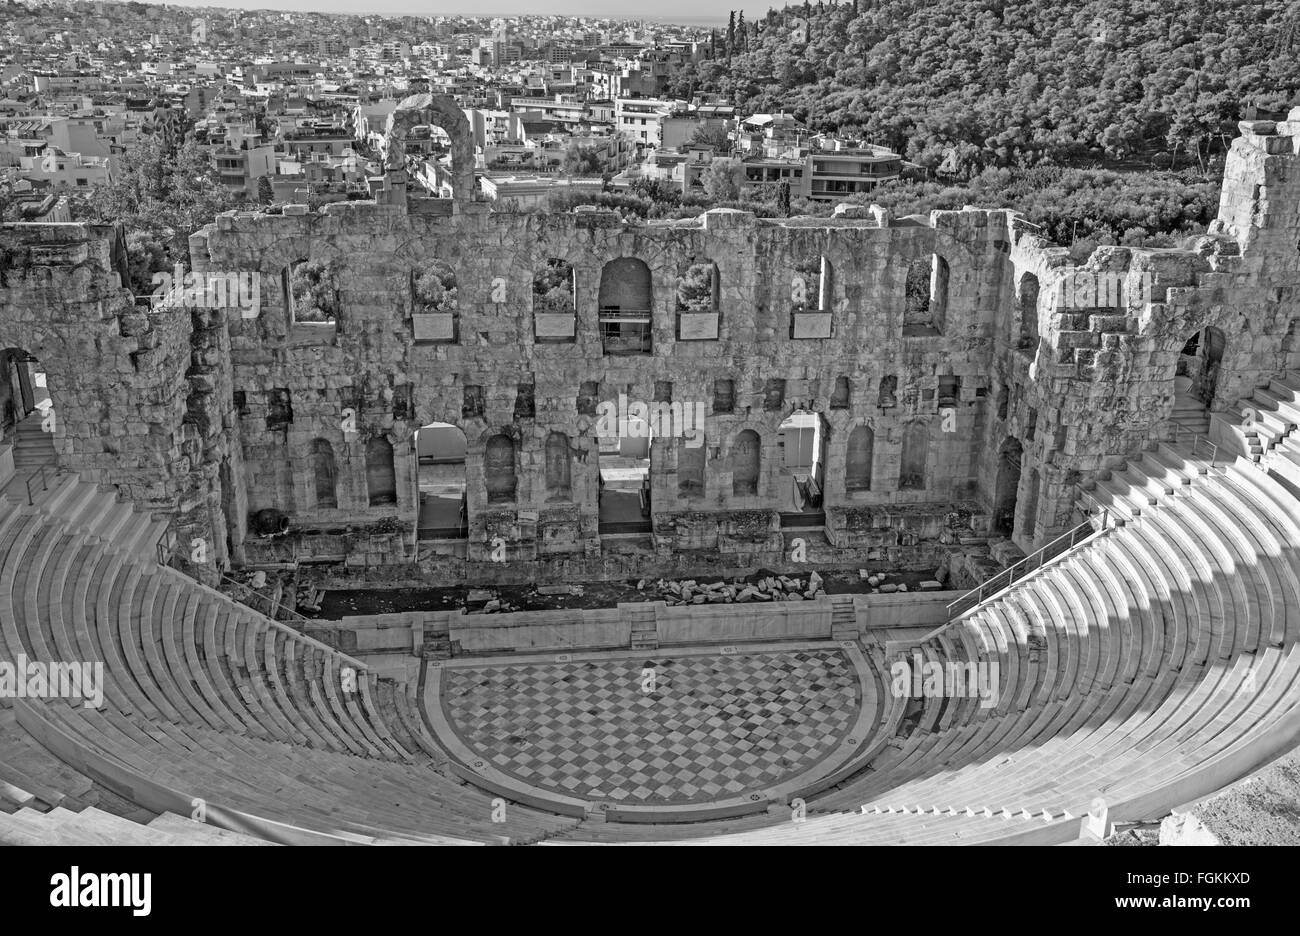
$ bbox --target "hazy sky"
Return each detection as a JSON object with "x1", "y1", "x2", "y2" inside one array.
[{"x1": 129, "y1": 0, "x2": 737, "y2": 23}]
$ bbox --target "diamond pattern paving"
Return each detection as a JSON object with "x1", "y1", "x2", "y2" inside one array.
[{"x1": 442, "y1": 649, "x2": 859, "y2": 804}]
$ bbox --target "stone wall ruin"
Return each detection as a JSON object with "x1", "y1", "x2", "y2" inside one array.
[{"x1": 2, "y1": 103, "x2": 1298, "y2": 586}]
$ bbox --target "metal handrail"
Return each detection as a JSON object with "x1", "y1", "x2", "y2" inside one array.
[
  {"x1": 25, "y1": 464, "x2": 47, "y2": 506},
  {"x1": 155, "y1": 541, "x2": 316, "y2": 630},
  {"x1": 945, "y1": 506, "x2": 1110, "y2": 622},
  {"x1": 597, "y1": 308, "x2": 652, "y2": 321},
  {"x1": 1166, "y1": 418, "x2": 1221, "y2": 469}
]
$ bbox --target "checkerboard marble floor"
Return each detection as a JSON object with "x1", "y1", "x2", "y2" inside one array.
[{"x1": 441, "y1": 649, "x2": 859, "y2": 804}]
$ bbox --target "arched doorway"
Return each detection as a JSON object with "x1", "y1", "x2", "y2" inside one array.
[
  {"x1": 1, "y1": 348, "x2": 55, "y2": 469},
  {"x1": 597, "y1": 405, "x2": 653, "y2": 534},
  {"x1": 992, "y1": 437, "x2": 1024, "y2": 537},
  {"x1": 777, "y1": 410, "x2": 827, "y2": 528},
  {"x1": 1175, "y1": 326, "x2": 1224, "y2": 433},
  {"x1": 598, "y1": 258, "x2": 653, "y2": 356},
  {"x1": 414, "y1": 421, "x2": 467, "y2": 539}
]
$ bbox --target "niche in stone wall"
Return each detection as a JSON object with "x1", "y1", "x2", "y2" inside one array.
[
  {"x1": 731, "y1": 429, "x2": 761, "y2": 496},
  {"x1": 311, "y1": 438, "x2": 338, "y2": 508},
  {"x1": 845, "y1": 423, "x2": 874, "y2": 492},
  {"x1": 937, "y1": 375, "x2": 960, "y2": 408},
  {"x1": 267, "y1": 388, "x2": 293, "y2": 429},
  {"x1": 878, "y1": 375, "x2": 897, "y2": 410},
  {"x1": 392, "y1": 383, "x2": 414, "y2": 421},
  {"x1": 576, "y1": 380, "x2": 600, "y2": 416},
  {"x1": 713, "y1": 379, "x2": 735, "y2": 413},
  {"x1": 898, "y1": 421, "x2": 929, "y2": 490},
  {"x1": 544, "y1": 431, "x2": 572, "y2": 501},
  {"x1": 1017, "y1": 273, "x2": 1040, "y2": 351},
  {"x1": 514, "y1": 380, "x2": 536, "y2": 420},
  {"x1": 996, "y1": 386, "x2": 1009, "y2": 420},
  {"x1": 366, "y1": 436, "x2": 397, "y2": 506},
  {"x1": 763, "y1": 379, "x2": 786, "y2": 412},
  {"x1": 462, "y1": 385, "x2": 485, "y2": 420},
  {"x1": 830, "y1": 376, "x2": 851, "y2": 409},
  {"x1": 1022, "y1": 467, "x2": 1040, "y2": 542},
  {"x1": 484, "y1": 434, "x2": 517, "y2": 504}
]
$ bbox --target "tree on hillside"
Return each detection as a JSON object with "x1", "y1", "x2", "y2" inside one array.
[
  {"x1": 77, "y1": 133, "x2": 238, "y2": 278},
  {"x1": 689, "y1": 123, "x2": 732, "y2": 154},
  {"x1": 562, "y1": 142, "x2": 605, "y2": 175},
  {"x1": 702, "y1": 157, "x2": 746, "y2": 201}
]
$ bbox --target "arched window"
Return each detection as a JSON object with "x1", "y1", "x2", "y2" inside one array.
[
  {"x1": 899, "y1": 421, "x2": 929, "y2": 491},
  {"x1": 484, "y1": 434, "x2": 517, "y2": 503},
  {"x1": 366, "y1": 437, "x2": 396, "y2": 506},
  {"x1": 846, "y1": 424, "x2": 874, "y2": 492},
  {"x1": 678, "y1": 436, "x2": 706, "y2": 498},
  {"x1": 311, "y1": 438, "x2": 337, "y2": 508},
  {"x1": 731, "y1": 429, "x2": 761, "y2": 497},
  {"x1": 598, "y1": 258, "x2": 653, "y2": 355},
  {"x1": 544, "y1": 431, "x2": 572, "y2": 500}
]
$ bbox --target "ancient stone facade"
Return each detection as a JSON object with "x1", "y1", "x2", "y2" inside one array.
[{"x1": 3, "y1": 104, "x2": 1299, "y2": 586}]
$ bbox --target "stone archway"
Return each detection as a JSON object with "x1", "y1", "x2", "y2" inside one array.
[
  {"x1": 1174, "y1": 325, "x2": 1226, "y2": 431},
  {"x1": 384, "y1": 93, "x2": 476, "y2": 202},
  {"x1": 0, "y1": 346, "x2": 55, "y2": 471}
]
